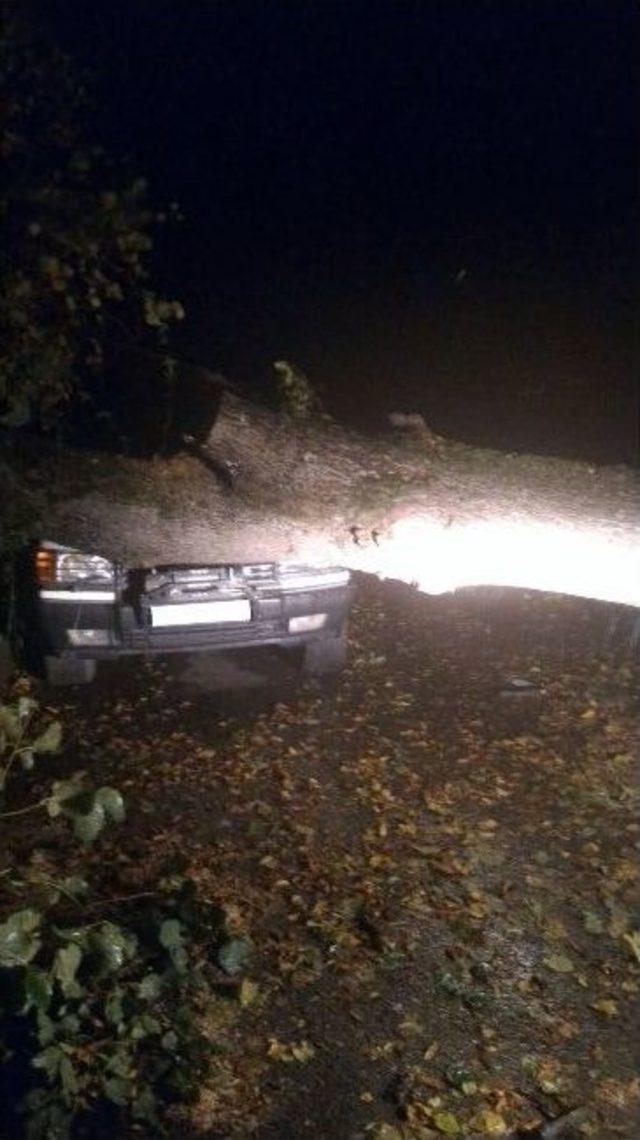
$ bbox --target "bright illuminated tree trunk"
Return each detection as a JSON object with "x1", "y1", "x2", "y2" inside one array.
[{"x1": 48, "y1": 392, "x2": 640, "y2": 609}]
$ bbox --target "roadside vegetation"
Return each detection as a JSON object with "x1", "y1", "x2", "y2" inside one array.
[
  {"x1": 0, "y1": 10, "x2": 187, "y2": 657},
  {"x1": 0, "y1": 687, "x2": 255, "y2": 1138},
  {"x1": 0, "y1": 14, "x2": 184, "y2": 435}
]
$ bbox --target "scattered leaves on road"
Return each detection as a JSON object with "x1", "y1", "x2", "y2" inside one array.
[{"x1": 8, "y1": 579, "x2": 637, "y2": 1137}]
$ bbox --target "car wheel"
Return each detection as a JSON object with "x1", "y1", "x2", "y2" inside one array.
[
  {"x1": 302, "y1": 634, "x2": 347, "y2": 676},
  {"x1": 44, "y1": 656, "x2": 97, "y2": 686}
]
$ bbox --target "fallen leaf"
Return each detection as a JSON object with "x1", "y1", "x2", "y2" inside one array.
[
  {"x1": 544, "y1": 916, "x2": 568, "y2": 940},
  {"x1": 399, "y1": 1017, "x2": 424, "y2": 1037},
  {"x1": 536, "y1": 1058, "x2": 563, "y2": 1095},
  {"x1": 217, "y1": 937, "x2": 252, "y2": 976},
  {"x1": 468, "y1": 1108, "x2": 508, "y2": 1135},
  {"x1": 267, "y1": 1037, "x2": 316, "y2": 1064},
  {"x1": 371, "y1": 1125, "x2": 405, "y2": 1140},
  {"x1": 582, "y1": 911, "x2": 604, "y2": 934},
  {"x1": 238, "y1": 979, "x2": 259, "y2": 1007},
  {"x1": 432, "y1": 1111, "x2": 462, "y2": 1134},
  {"x1": 290, "y1": 1039, "x2": 316, "y2": 1063},
  {"x1": 543, "y1": 954, "x2": 574, "y2": 974},
  {"x1": 622, "y1": 930, "x2": 640, "y2": 964},
  {"x1": 591, "y1": 998, "x2": 618, "y2": 1018},
  {"x1": 267, "y1": 1037, "x2": 288, "y2": 1062},
  {"x1": 607, "y1": 910, "x2": 630, "y2": 939}
]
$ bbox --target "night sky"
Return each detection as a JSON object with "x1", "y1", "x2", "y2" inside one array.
[{"x1": 34, "y1": 1, "x2": 638, "y2": 461}]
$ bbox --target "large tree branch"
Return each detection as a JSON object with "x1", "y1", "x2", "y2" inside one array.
[{"x1": 41, "y1": 391, "x2": 640, "y2": 608}]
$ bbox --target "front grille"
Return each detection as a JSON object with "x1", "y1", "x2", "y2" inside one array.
[
  {"x1": 141, "y1": 564, "x2": 279, "y2": 594},
  {"x1": 143, "y1": 566, "x2": 230, "y2": 592},
  {"x1": 124, "y1": 619, "x2": 282, "y2": 651},
  {"x1": 240, "y1": 563, "x2": 277, "y2": 585}
]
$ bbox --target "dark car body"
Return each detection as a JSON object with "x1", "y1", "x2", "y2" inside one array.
[{"x1": 17, "y1": 542, "x2": 354, "y2": 685}]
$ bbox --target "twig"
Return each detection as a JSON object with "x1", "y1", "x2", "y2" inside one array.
[
  {"x1": 0, "y1": 797, "x2": 48, "y2": 819},
  {"x1": 85, "y1": 890, "x2": 158, "y2": 910},
  {"x1": 41, "y1": 878, "x2": 87, "y2": 909}
]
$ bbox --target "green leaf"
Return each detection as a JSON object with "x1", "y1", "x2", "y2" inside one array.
[
  {"x1": 95, "y1": 786, "x2": 125, "y2": 823},
  {"x1": 105, "y1": 1049, "x2": 134, "y2": 1078},
  {"x1": 46, "y1": 778, "x2": 84, "y2": 818},
  {"x1": 18, "y1": 696, "x2": 38, "y2": 721},
  {"x1": 60, "y1": 876, "x2": 90, "y2": 899},
  {"x1": 130, "y1": 1013, "x2": 161, "y2": 1041},
  {"x1": 138, "y1": 972, "x2": 162, "y2": 1001},
  {"x1": 0, "y1": 704, "x2": 20, "y2": 742},
  {"x1": 158, "y1": 918, "x2": 188, "y2": 969},
  {"x1": 161, "y1": 1030, "x2": 178, "y2": 1051},
  {"x1": 36, "y1": 1009, "x2": 56, "y2": 1046},
  {"x1": 32, "y1": 721, "x2": 63, "y2": 754},
  {"x1": 159, "y1": 918, "x2": 183, "y2": 951},
  {"x1": 53, "y1": 943, "x2": 83, "y2": 998},
  {"x1": 104, "y1": 985, "x2": 125, "y2": 1026},
  {"x1": 438, "y1": 972, "x2": 465, "y2": 997},
  {"x1": 24, "y1": 967, "x2": 53, "y2": 1013},
  {"x1": 92, "y1": 922, "x2": 137, "y2": 973},
  {"x1": 72, "y1": 801, "x2": 106, "y2": 844},
  {"x1": 59, "y1": 1056, "x2": 78, "y2": 1101},
  {"x1": 19, "y1": 748, "x2": 35, "y2": 771},
  {"x1": 132, "y1": 1087, "x2": 158, "y2": 1122},
  {"x1": 217, "y1": 937, "x2": 252, "y2": 976},
  {"x1": 0, "y1": 908, "x2": 42, "y2": 967},
  {"x1": 103, "y1": 1075, "x2": 132, "y2": 1106},
  {"x1": 21, "y1": 1088, "x2": 72, "y2": 1139},
  {"x1": 32, "y1": 1044, "x2": 64, "y2": 1080},
  {"x1": 58, "y1": 1013, "x2": 81, "y2": 1035}
]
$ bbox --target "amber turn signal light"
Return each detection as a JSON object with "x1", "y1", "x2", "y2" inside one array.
[{"x1": 35, "y1": 548, "x2": 56, "y2": 586}]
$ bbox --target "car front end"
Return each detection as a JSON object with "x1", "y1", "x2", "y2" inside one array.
[{"x1": 26, "y1": 542, "x2": 354, "y2": 683}]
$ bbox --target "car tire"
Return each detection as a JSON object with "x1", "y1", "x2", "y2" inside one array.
[
  {"x1": 44, "y1": 655, "x2": 97, "y2": 686},
  {"x1": 302, "y1": 634, "x2": 347, "y2": 676}
]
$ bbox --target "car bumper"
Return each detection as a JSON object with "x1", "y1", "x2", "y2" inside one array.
[{"x1": 36, "y1": 585, "x2": 354, "y2": 660}]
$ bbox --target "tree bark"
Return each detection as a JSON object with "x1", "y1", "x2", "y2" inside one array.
[{"x1": 39, "y1": 391, "x2": 640, "y2": 608}]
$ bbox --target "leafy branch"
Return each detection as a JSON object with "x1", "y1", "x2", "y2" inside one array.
[
  {"x1": 0, "y1": 16, "x2": 185, "y2": 428},
  {"x1": 0, "y1": 689, "x2": 252, "y2": 1138},
  {"x1": 0, "y1": 695, "x2": 61, "y2": 793}
]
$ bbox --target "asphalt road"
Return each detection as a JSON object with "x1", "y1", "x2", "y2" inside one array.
[{"x1": 29, "y1": 577, "x2": 640, "y2": 1138}]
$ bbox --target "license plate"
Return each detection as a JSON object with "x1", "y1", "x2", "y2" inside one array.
[{"x1": 150, "y1": 599, "x2": 251, "y2": 627}]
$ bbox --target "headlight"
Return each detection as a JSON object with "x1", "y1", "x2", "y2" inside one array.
[
  {"x1": 35, "y1": 543, "x2": 115, "y2": 588},
  {"x1": 278, "y1": 565, "x2": 350, "y2": 589}
]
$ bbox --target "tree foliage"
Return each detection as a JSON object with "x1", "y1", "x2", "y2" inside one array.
[
  {"x1": 0, "y1": 688, "x2": 248, "y2": 1137},
  {"x1": 272, "y1": 359, "x2": 323, "y2": 419},
  {"x1": 0, "y1": 14, "x2": 184, "y2": 427}
]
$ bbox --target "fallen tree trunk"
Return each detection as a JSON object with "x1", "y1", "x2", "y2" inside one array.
[{"x1": 14, "y1": 391, "x2": 640, "y2": 608}]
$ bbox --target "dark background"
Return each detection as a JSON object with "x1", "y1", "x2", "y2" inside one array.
[{"x1": 34, "y1": 1, "x2": 638, "y2": 462}]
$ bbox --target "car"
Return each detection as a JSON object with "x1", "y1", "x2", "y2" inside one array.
[{"x1": 12, "y1": 541, "x2": 354, "y2": 686}]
